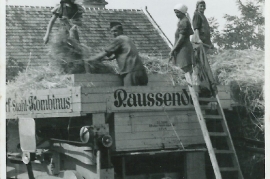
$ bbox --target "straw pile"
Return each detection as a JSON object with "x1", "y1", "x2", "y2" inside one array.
[
  {"x1": 47, "y1": 31, "x2": 116, "y2": 74},
  {"x1": 7, "y1": 47, "x2": 264, "y2": 123},
  {"x1": 209, "y1": 49, "x2": 264, "y2": 138},
  {"x1": 141, "y1": 54, "x2": 186, "y2": 86},
  {"x1": 6, "y1": 54, "x2": 184, "y2": 96}
]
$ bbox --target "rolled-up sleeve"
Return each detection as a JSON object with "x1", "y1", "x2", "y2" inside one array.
[
  {"x1": 105, "y1": 38, "x2": 123, "y2": 56},
  {"x1": 192, "y1": 13, "x2": 202, "y2": 30}
]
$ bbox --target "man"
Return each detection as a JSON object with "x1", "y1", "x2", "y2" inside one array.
[{"x1": 87, "y1": 22, "x2": 148, "y2": 86}]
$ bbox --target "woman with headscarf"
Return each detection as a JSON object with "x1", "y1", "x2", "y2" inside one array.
[
  {"x1": 169, "y1": 4, "x2": 194, "y2": 73},
  {"x1": 192, "y1": 0, "x2": 213, "y2": 49}
]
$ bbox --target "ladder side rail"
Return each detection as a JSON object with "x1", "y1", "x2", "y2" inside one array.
[
  {"x1": 185, "y1": 73, "x2": 222, "y2": 179},
  {"x1": 216, "y1": 95, "x2": 244, "y2": 179}
]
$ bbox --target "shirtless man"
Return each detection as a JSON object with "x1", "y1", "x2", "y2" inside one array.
[{"x1": 87, "y1": 22, "x2": 148, "y2": 86}]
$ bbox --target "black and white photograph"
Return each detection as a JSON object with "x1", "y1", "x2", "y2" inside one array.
[{"x1": 1, "y1": 0, "x2": 268, "y2": 179}]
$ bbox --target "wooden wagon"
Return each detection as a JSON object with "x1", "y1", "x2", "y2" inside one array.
[{"x1": 6, "y1": 74, "x2": 233, "y2": 179}]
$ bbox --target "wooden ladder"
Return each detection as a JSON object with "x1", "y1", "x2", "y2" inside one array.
[{"x1": 185, "y1": 73, "x2": 244, "y2": 179}]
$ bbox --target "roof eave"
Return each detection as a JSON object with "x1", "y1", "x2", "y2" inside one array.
[{"x1": 142, "y1": 6, "x2": 173, "y2": 49}]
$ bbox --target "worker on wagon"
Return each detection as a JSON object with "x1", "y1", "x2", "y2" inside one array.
[
  {"x1": 86, "y1": 22, "x2": 148, "y2": 86},
  {"x1": 43, "y1": 0, "x2": 84, "y2": 44},
  {"x1": 169, "y1": 4, "x2": 194, "y2": 73},
  {"x1": 191, "y1": 0, "x2": 217, "y2": 94},
  {"x1": 192, "y1": 0, "x2": 213, "y2": 50},
  {"x1": 43, "y1": 0, "x2": 86, "y2": 73}
]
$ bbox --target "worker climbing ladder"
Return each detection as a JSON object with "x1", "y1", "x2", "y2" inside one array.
[{"x1": 184, "y1": 45, "x2": 244, "y2": 179}]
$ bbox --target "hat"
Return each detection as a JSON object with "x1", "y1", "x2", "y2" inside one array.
[
  {"x1": 110, "y1": 22, "x2": 122, "y2": 29},
  {"x1": 60, "y1": 0, "x2": 71, "y2": 3},
  {"x1": 174, "y1": 4, "x2": 191, "y2": 22},
  {"x1": 174, "y1": 3, "x2": 188, "y2": 14}
]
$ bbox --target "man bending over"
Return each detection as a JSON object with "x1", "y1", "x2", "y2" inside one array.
[{"x1": 86, "y1": 22, "x2": 148, "y2": 86}]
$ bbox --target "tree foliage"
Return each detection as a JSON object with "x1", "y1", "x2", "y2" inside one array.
[{"x1": 209, "y1": 0, "x2": 264, "y2": 50}]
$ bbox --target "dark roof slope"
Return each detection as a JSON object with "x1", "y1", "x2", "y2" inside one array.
[{"x1": 6, "y1": 5, "x2": 171, "y2": 67}]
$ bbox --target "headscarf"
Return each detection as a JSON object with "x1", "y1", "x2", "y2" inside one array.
[
  {"x1": 174, "y1": 3, "x2": 191, "y2": 23},
  {"x1": 196, "y1": 0, "x2": 206, "y2": 10}
]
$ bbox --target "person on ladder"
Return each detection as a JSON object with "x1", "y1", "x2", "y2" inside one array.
[
  {"x1": 191, "y1": 0, "x2": 218, "y2": 95},
  {"x1": 192, "y1": 0, "x2": 213, "y2": 51}
]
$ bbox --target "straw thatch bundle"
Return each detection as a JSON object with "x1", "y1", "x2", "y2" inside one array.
[
  {"x1": 47, "y1": 29, "x2": 116, "y2": 74},
  {"x1": 209, "y1": 49, "x2": 264, "y2": 137},
  {"x1": 210, "y1": 50, "x2": 264, "y2": 112}
]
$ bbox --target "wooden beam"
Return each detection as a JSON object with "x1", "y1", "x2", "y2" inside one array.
[{"x1": 185, "y1": 152, "x2": 206, "y2": 179}]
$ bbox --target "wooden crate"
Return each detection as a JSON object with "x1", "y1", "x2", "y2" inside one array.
[
  {"x1": 6, "y1": 86, "x2": 232, "y2": 119},
  {"x1": 113, "y1": 111, "x2": 204, "y2": 151},
  {"x1": 6, "y1": 74, "x2": 232, "y2": 119},
  {"x1": 80, "y1": 85, "x2": 232, "y2": 114},
  {"x1": 6, "y1": 87, "x2": 82, "y2": 119},
  {"x1": 67, "y1": 74, "x2": 173, "y2": 87}
]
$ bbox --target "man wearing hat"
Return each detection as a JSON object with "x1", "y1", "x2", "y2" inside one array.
[{"x1": 87, "y1": 22, "x2": 148, "y2": 86}]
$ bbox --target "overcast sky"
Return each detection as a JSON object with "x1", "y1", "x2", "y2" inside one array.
[{"x1": 5, "y1": 0, "x2": 242, "y2": 42}]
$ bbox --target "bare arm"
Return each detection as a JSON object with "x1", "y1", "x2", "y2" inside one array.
[
  {"x1": 43, "y1": 15, "x2": 58, "y2": 44},
  {"x1": 89, "y1": 51, "x2": 108, "y2": 62},
  {"x1": 193, "y1": 29, "x2": 203, "y2": 44},
  {"x1": 85, "y1": 38, "x2": 121, "y2": 73},
  {"x1": 169, "y1": 34, "x2": 186, "y2": 57},
  {"x1": 102, "y1": 54, "x2": 116, "y2": 61},
  {"x1": 84, "y1": 51, "x2": 111, "y2": 73}
]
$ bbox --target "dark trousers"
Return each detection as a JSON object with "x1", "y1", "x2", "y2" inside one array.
[{"x1": 121, "y1": 70, "x2": 148, "y2": 86}]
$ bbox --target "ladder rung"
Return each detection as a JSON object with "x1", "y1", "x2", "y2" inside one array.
[
  {"x1": 209, "y1": 132, "x2": 227, "y2": 137},
  {"x1": 204, "y1": 115, "x2": 223, "y2": 120},
  {"x1": 198, "y1": 97, "x2": 217, "y2": 102},
  {"x1": 214, "y1": 150, "x2": 234, "y2": 154},
  {"x1": 220, "y1": 167, "x2": 239, "y2": 172}
]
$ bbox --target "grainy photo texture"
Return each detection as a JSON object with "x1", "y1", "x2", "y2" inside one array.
[{"x1": 5, "y1": 0, "x2": 265, "y2": 179}]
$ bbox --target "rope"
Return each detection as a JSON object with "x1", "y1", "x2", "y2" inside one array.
[{"x1": 163, "y1": 108, "x2": 185, "y2": 150}]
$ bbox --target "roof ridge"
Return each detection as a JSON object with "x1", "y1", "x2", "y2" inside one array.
[
  {"x1": 6, "y1": 5, "x2": 54, "y2": 8},
  {"x1": 6, "y1": 5, "x2": 142, "y2": 11},
  {"x1": 83, "y1": 7, "x2": 142, "y2": 11}
]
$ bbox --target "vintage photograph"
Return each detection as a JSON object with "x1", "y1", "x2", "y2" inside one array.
[{"x1": 3, "y1": 0, "x2": 265, "y2": 179}]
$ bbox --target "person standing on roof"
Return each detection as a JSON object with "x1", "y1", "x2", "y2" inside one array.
[
  {"x1": 43, "y1": 0, "x2": 87, "y2": 74},
  {"x1": 169, "y1": 4, "x2": 194, "y2": 73},
  {"x1": 192, "y1": 0, "x2": 213, "y2": 50},
  {"x1": 87, "y1": 22, "x2": 148, "y2": 86},
  {"x1": 43, "y1": 0, "x2": 84, "y2": 44}
]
